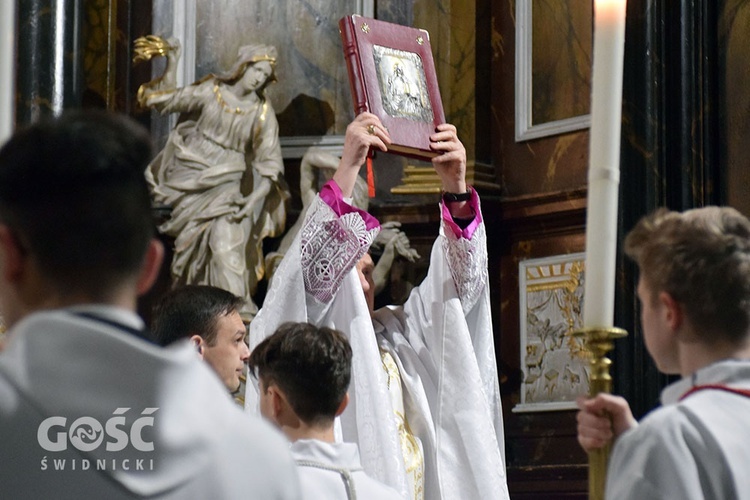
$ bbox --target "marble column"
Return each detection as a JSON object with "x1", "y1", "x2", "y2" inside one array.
[
  {"x1": 0, "y1": 1, "x2": 15, "y2": 143},
  {"x1": 16, "y1": 0, "x2": 84, "y2": 126},
  {"x1": 615, "y1": 0, "x2": 722, "y2": 418}
]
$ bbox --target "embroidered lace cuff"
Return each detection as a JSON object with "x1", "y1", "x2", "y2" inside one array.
[
  {"x1": 441, "y1": 221, "x2": 488, "y2": 313},
  {"x1": 301, "y1": 196, "x2": 379, "y2": 303}
]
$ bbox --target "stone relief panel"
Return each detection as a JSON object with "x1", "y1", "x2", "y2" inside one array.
[{"x1": 514, "y1": 253, "x2": 590, "y2": 412}]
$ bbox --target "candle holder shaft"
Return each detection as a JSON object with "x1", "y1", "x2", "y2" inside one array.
[{"x1": 572, "y1": 327, "x2": 628, "y2": 500}]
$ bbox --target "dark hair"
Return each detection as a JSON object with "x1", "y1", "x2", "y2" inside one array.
[
  {"x1": 248, "y1": 322, "x2": 352, "y2": 426},
  {"x1": 0, "y1": 109, "x2": 155, "y2": 299},
  {"x1": 151, "y1": 285, "x2": 245, "y2": 346},
  {"x1": 625, "y1": 206, "x2": 750, "y2": 343}
]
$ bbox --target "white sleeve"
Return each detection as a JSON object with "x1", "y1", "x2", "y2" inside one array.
[{"x1": 300, "y1": 196, "x2": 378, "y2": 315}]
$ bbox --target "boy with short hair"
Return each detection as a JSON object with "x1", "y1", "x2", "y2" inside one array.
[
  {"x1": 250, "y1": 321, "x2": 403, "y2": 500},
  {"x1": 577, "y1": 206, "x2": 750, "y2": 499}
]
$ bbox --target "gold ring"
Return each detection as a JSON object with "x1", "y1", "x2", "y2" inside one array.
[{"x1": 366, "y1": 124, "x2": 376, "y2": 135}]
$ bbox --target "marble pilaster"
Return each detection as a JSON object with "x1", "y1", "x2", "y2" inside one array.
[
  {"x1": 16, "y1": 0, "x2": 85, "y2": 125},
  {"x1": 83, "y1": 0, "x2": 117, "y2": 108}
]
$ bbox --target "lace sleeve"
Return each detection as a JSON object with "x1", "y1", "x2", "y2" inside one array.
[
  {"x1": 300, "y1": 196, "x2": 379, "y2": 303},
  {"x1": 440, "y1": 222, "x2": 488, "y2": 313}
]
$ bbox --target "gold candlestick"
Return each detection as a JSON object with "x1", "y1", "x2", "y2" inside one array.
[{"x1": 572, "y1": 326, "x2": 628, "y2": 500}]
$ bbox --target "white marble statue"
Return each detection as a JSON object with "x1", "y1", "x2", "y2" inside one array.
[{"x1": 134, "y1": 36, "x2": 289, "y2": 318}]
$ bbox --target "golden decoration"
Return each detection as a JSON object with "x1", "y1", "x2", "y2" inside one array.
[
  {"x1": 213, "y1": 84, "x2": 249, "y2": 115},
  {"x1": 571, "y1": 326, "x2": 628, "y2": 500},
  {"x1": 416, "y1": 36, "x2": 424, "y2": 45},
  {"x1": 84, "y1": 0, "x2": 117, "y2": 109},
  {"x1": 391, "y1": 160, "x2": 502, "y2": 195},
  {"x1": 133, "y1": 35, "x2": 176, "y2": 63},
  {"x1": 361, "y1": 22, "x2": 370, "y2": 34},
  {"x1": 381, "y1": 350, "x2": 425, "y2": 500},
  {"x1": 132, "y1": 35, "x2": 180, "y2": 108}
]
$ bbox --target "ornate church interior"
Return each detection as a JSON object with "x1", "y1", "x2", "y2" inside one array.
[{"x1": 2, "y1": 1, "x2": 749, "y2": 498}]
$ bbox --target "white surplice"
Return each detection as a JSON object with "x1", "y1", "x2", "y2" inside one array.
[
  {"x1": 0, "y1": 307, "x2": 300, "y2": 499},
  {"x1": 246, "y1": 182, "x2": 510, "y2": 500},
  {"x1": 606, "y1": 359, "x2": 750, "y2": 500},
  {"x1": 291, "y1": 439, "x2": 403, "y2": 500}
]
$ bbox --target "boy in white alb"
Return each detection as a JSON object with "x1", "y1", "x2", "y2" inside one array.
[
  {"x1": 250, "y1": 321, "x2": 403, "y2": 500},
  {"x1": 577, "y1": 206, "x2": 750, "y2": 499}
]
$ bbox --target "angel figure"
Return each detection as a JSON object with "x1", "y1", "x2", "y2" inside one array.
[{"x1": 134, "y1": 36, "x2": 289, "y2": 318}]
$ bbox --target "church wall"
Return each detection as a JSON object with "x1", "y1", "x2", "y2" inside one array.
[
  {"x1": 722, "y1": 0, "x2": 750, "y2": 217},
  {"x1": 490, "y1": 1, "x2": 750, "y2": 498},
  {"x1": 489, "y1": 1, "x2": 589, "y2": 497}
]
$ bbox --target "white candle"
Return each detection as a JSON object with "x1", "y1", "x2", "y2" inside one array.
[
  {"x1": 0, "y1": 1, "x2": 15, "y2": 144},
  {"x1": 583, "y1": 0, "x2": 627, "y2": 328}
]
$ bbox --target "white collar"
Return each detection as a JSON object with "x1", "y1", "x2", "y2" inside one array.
[
  {"x1": 661, "y1": 358, "x2": 750, "y2": 404},
  {"x1": 290, "y1": 439, "x2": 363, "y2": 471},
  {"x1": 64, "y1": 304, "x2": 145, "y2": 331}
]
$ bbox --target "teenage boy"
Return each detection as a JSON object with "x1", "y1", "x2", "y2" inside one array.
[
  {"x1": 577, "y1": 206, "x2": 750, "y2": 499},
  {"x1": 250, "y1": 321, "x2": 403, "y2": 500}
]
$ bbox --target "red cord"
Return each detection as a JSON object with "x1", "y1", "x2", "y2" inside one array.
[{"x1": 366, "y1": 157, "x2": 375, "y2": 198}]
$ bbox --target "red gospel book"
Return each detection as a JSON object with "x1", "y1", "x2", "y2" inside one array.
[{"x1": 339, "y1": 15, "x2": 445, "y2": 161}]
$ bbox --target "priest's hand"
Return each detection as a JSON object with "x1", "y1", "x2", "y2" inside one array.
[
  {"x1": 431, "y1": 124, "x2": 472, "y2": 219},
  {"x1": 335, "y1": 112, "x2": 390, "y2": 198},
  {"x1": 430, "y1": 123, "x2": 467, "y2": 194},
  {"x1": 576, "y1": 394, "x2": 638, "y2": 452}
]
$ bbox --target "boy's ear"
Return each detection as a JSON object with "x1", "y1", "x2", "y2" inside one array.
[
  {"x1": 136, "y1": 239, "x2": 164, "y2": 296},
  {"x1": 0, "y1": 225, "x2": 27, "y2": 283},
  {"x1": 659, "y1": 291, "x2": 683, "y2": 331},
  {"x1": 268, "y1": 385, "x2": 287, "y2": 419},
  {"x1": 335, "y1": 392, "x2": 350, "y2": 416}
]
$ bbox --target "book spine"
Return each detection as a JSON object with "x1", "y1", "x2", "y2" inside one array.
[{"x1": 339, "y1": 16, "x2": 369, "y2": 115}]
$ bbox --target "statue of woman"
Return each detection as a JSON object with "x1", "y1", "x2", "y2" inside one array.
[{"x1": 135, "y1": 37, "x2": 289, "y2": 318}]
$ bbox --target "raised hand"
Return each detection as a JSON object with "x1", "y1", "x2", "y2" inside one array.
[
  {"x1": 430, "y1": 123, "x2": 467, "y2": 194},
  {"x1": 376, "y1": 222, "x2": 419, "y2": 262},
  {"x1": 334, "y1": 113, "x2": 391, "y2": 198},
  {"x1": 133, "y1": 35, "x2": 181, "y2": 64},
  {"x1": 133, "y1": 36, "x2": 182, "y2": 106}
]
